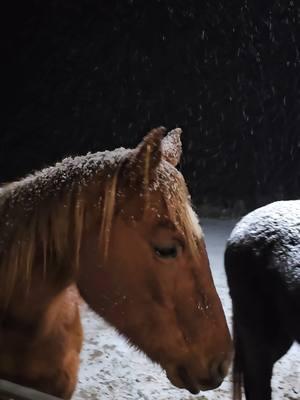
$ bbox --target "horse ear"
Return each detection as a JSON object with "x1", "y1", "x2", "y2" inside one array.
[
  {"x1": 161, "y1": 128, "x2": 182, "y2": 166},
  {"x1": 133, "y1": 126, "x2": 166, "y2": 174}
]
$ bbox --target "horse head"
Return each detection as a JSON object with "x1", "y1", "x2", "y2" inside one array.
[{"x1": 78, "y1": 127, "x2": 232, "y2": 394}]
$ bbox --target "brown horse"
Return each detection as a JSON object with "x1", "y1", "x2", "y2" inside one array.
[{"x1": 0, "y1": 127, "x2": 232, "y2": 399}]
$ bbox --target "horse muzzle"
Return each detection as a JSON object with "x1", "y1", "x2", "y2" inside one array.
[{"x1": 167, "y1": 357, "x2": 231, "y2": 394}]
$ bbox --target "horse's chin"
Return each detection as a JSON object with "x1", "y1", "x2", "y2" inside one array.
[
  {"x1": 165, "y1": 365, "x2": 223, "y2": 394},
  {"x1": 165, "y1": 366, "x2": 200, "y2": 394}
]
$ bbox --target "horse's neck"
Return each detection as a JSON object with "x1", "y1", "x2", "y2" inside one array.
[
  {"x1": 0, "y1": 153, "x2": 118, "y2": 325},
  {"x1": 0, "y1": 278, "x2": 58, "y2": 324},
  {"x1": 0, "y1": 284, "x2": 80, "y2": 341},
  {"x1": 0, "y1": 284, "x2": 82, "y2": 392},
  {"x1": 0, "y1": 174, "x2": 105, "y2": 301}
]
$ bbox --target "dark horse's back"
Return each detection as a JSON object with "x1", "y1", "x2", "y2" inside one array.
[{"x1": 225, "y1": 200, "x2": 300, "y2": 400}]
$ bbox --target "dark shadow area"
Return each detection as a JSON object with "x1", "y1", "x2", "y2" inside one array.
[{"x1": 1, "y1": 0, "x2": 299, "y2": 214}]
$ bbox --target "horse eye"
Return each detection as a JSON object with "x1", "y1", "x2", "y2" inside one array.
[{"x1": 153, "y1": 244, "x2": 181, "y2": 259}]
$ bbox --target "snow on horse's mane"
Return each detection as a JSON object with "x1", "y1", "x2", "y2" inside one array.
[
  {"x1": 0, "y1": 128, "x2": 184, "y2": 213},
  {"x1": 0, "y1": 146, "x2": 135, "y2": 278},
  {"x1": 0, "y1": 147, "x2": 133, "y2": 210}
]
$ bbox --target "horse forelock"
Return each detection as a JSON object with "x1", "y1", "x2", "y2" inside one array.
[
  {"x1": 97, "y1": 157, "x2": 203, "y2": 266},
  {"x1": 151, "y1": 161, "x2": 203, "y2": 262}
]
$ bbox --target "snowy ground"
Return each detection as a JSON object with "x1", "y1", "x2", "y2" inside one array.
[{"x1": 74, "y1": 219, "x2": 299, "y2": 400}]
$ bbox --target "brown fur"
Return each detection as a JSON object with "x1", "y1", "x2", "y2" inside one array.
[{"x1": 0, "y1": 128, "x2": 232, "y2": 398}]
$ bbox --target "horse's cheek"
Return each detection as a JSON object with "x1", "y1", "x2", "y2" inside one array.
[{"x1": 77, "y1": 266, "x2": 111, "y2": 307}]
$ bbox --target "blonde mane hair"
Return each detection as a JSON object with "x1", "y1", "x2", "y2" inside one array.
[{"x1": 0, "y1": 145, "x2": 200, "y2": 305}]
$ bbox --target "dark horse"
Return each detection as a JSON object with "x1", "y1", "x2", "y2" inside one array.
[{"x1": 225, "y1": 200, "x2": 300, "y2": 400}]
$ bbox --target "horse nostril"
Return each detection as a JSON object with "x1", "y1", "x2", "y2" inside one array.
[
  {"x1": 210, "y1": 358, "x2": 229, "y2": 383},
  {"x1": 218, "y1": 361, "x2": 226, "y2": 378},
  {"x1": 220, "y1": 358, "x2": 231, "y2": 377},
  {"x1": 177, "y1": 365, "x2": 199, "y2": 394}
]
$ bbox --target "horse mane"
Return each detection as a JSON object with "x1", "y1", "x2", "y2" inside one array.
[
  {"x1": 0, "y1": 148, "x2": 131, "y2": 303},
  {"x1": 0, "y1": 146, "x2": 199, "y2": 304}
]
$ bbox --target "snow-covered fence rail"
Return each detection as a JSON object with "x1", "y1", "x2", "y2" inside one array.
[{"x1": 0, "y1": 380, "x2": 62, "y2": 400}]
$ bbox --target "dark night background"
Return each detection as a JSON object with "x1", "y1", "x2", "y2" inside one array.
[{"x1": 1, "y1": 0, "x2": 299, "y2": 215}]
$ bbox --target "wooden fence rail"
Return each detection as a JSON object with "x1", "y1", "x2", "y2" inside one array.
[{"x1": 0, "y1": 380, "x2": 62, "y2": 400}]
